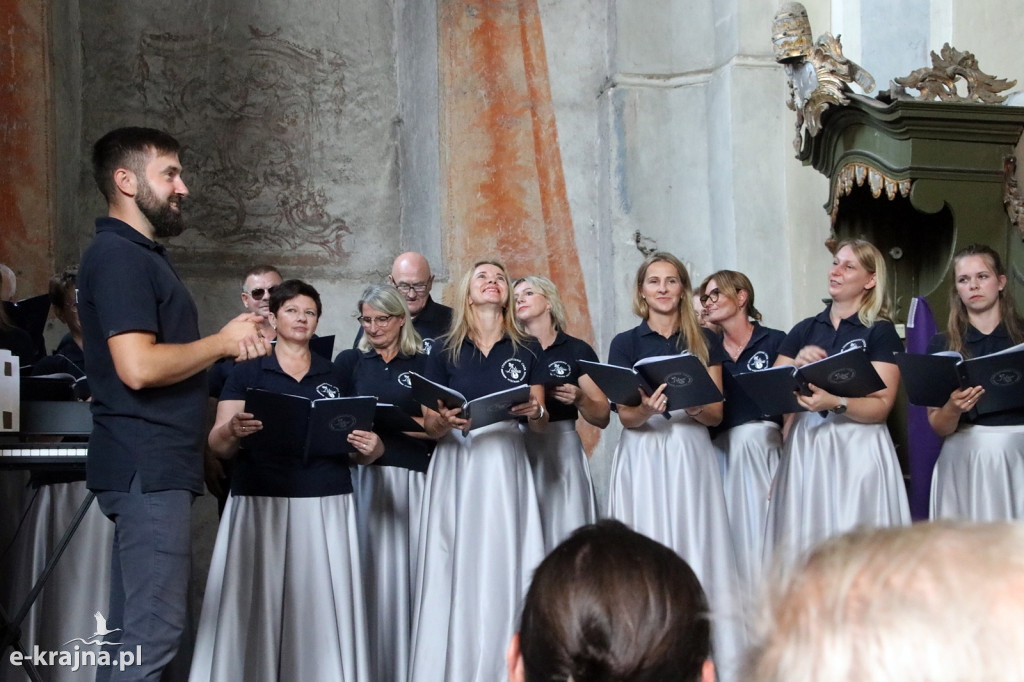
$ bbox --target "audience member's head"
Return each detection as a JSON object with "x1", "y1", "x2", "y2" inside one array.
[
  {"x1": 744, "y1": 521, "x2": 1024, "y2": 682},
  {"x1": 48, "y1": 266, "x2": 81, "y2": 339},
  {"x1": 508, "y1": 520, "x2": 714, "y2": 682},
  {"x1": 0, "y1": 263, "x2": 16, "y2": 301}
]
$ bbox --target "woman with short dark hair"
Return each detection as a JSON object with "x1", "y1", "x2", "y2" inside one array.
[{"x1": 192, "y1": 279, "x2": 382, "y2": 681}]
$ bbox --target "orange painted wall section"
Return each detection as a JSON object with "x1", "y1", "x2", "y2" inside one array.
[
  {"x1": 438, "y1": 0, "x2": 598, "y2": 450},
  {"x1": 0, "y1": 0, "x2": 53, "y2": 297},
  {"x1": 439, "y1": 0, "x2": 592, "y2": 340}
]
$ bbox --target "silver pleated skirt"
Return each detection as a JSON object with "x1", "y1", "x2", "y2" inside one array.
[
  {"x1": 607, "y1": 412, "x2": 747, "y2": 682},
  {"x1": 189, "y1": 493, "x2": 369, "y2": 682},
  {"x1": 712, "y1": 420, "x2": 781, "y2": 603},
  {"x1": 408, "y1": 421, "x2": 545, "y2": 682},
  {"x1": 522, "y1": 420, "x2": 598, "y2": 553},
  {"x1": 930, "y1": 423, "x2": 1024, "y2": 521},
  {"x1": 353, "y1": 465, "x2": 426, "y2": 682},
  {"x1": 0, "y1": 480, "x2": 113, "y2": 682},
  {"x1": 764, "y1": 411, "x2": 910, "y2": 570}
]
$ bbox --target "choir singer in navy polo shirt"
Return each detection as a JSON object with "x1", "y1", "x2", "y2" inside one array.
[{"x1": 77, "y1": 127, "x2": 269, "y2": 682}]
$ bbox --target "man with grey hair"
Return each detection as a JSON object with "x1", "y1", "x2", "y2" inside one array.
[{"x1": 743, "y1": 521, "x2": 1024, "y2": 681}]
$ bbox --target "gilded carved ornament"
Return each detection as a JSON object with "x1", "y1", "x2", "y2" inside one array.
[
  {"x1": 887, "y1": 44, "x2": 1016, "y2": 104},
  {"x1": 772, "y1": 2, "x2": 875, "y2": 153},
  {"x1": 829, "y1": 163, "x2": 911, "y2": 226},
  {"x1": 1004, "y1": 155, "x2": 1024, "y2": 240}
]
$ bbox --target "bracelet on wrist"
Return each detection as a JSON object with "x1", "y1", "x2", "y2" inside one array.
[{"x1": 529, "y1": 405, "x2": 546, "y2": 421}]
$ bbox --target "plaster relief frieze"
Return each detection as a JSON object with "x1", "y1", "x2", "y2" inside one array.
[{"x1": 135, "y1": 30, "x2": 350, "y2": 262}]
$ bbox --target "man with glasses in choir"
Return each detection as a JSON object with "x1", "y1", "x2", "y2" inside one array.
[{"x1": 354, "y1": 251, "x2": 452, "y2": 352}]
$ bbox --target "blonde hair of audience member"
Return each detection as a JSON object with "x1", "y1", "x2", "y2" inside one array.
[
  {"x1": 944, "y1": 243, "x2": 1024, "y2": 356},
  {"x1": 631, "y1": 252, "x2": 709, "y2": 365},
  {"x1": 355, "y1": 283, "x2": 424, "y2": 357},
  {"x1": 512, "y1": 275, "x2": 568, "y2": 333},
  {"x1": 508, "y1": 520, "x2": 715, "y2": 682},
  {"x1": 830, "y1": 238, "x2": 891, "y2": 327},
  {"x1": 444, "y1": 259, "x2": 525, "y2": 364},
  {"x1": 744, "y1": 521, "x2": 1024, "y2": 682}
]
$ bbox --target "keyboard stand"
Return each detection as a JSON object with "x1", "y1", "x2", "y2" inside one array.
[{"x1": 0, "y1": 490, "x2": 96, "y2": 682}]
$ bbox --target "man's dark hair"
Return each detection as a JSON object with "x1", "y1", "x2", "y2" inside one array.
[
  {"x1": 92, "y1": 127, "x2": 182, "y2": 202},
  {"x1": 519, "y1": 519, "x2": 712, "y2": 682},
  {"x1": 241, "y1": 265, "x2": 282, "y2": 287}
]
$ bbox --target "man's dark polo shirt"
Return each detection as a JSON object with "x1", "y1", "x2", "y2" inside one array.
[
  {"x1": 78, "y1": 217, "x2": 206, "y2": 494},
  {"x1": 352, "y1": 296, "x2": 454, "y2": 353}
]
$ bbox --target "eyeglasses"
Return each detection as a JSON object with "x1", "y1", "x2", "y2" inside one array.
[
  {"x1": 357, "y1": 314, "x2": 396, "y2": 327},
  {"x1": 394, "y1": 281, "x2": 429, "y2": 294},
  {"x1": 245, "y1": 286, "x2": 277, "y2": 300},
  {"x1": 699, "y1": 289, "x2": 721, "y2": 306}
]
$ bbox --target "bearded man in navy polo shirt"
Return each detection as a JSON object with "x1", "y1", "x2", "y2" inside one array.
[{"x1": 78, "y1": 127, "x2": 269, "y2": 681}]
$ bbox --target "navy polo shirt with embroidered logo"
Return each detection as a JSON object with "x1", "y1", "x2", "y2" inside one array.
[
  {"x1": 334, "y1": 347, "x2": 434, "y2": 471},
  {"x1": 222, "y1": 352, "x2": 356, "y2": 497},
  {"x1": 538, "y1": 331, "x2": 600, "y2": 423},
  {"x1": 424, "y1": 335, "x2": 545, "y2": 402},
  {"x1": 778, "y1": 305, "x2": 903, "y2": 363}
]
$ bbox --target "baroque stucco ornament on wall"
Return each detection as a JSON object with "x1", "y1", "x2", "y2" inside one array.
[{"x1": 771, "y1": 2, "x2": 875, "y2": 153}]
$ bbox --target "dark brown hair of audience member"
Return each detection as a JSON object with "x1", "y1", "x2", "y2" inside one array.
[
  {"x1": 945, "y1": 243, "x2": 1024, "y2": 356},
  {"x1": 48, "y1": 266, "x2": 78, "y2": 314},
  {"x1": 516, "y1": 520, "x2": 712, "y2": 682},
  {"x1": 268, "y1": 279, "x2": 322, "y2": 318}
]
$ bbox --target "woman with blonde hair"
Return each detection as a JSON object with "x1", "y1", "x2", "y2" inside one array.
[
  {"x1": 607, "y1": 251, "x2": 745, "y2": 680},
  {"x1": 927, "y1": 244, "x2": 1024, "y2": 520},
  {"x1": 513, "y1": 275, "x2": 607, "y2": 552},
  {"x1": 333, "y1": 283, "x2": 434, "y2": 682},
  {"x1": 408, "y1": 260, "x2": 547, "y2": 682},
  {"x1": 765, "y1": 239, "x2": 910, "y2": 569},
  {"x1": 699, "y1": 269, "x2": 786, "y2": 599}
]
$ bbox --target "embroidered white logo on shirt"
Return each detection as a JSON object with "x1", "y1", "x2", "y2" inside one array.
[
  {"x1": 549, "y1": 361, "x2": 571, "y2": 378},
  {"x1": 840, "y1": 338, "x2": 867, "y2": 353},
  {"x1": 747, "y1": 351, "x2": 771, "y2": 371},
  {"x1": 317, "y1": 383, "x2": 341, "y2": 398},
  {"x1": 501, "y1": 358, "x2": 527, "y2": 383},
  {"x1": 398, "y1": 372, "x2": 413, "y2": 388}
]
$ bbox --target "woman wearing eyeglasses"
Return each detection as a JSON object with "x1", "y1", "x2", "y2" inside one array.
[
  {"x1": 333, "y1": 284, "x2": 434, "y2": 682},
  {"x1": 698, "y1": 270, "x2": 785, "y2": 599},
  {"x1": 513, "y1": 275, "x2": 606, "y2": 552},
  {"x1": 607, "y1": 252, "x2": 745, "y2": 680},
  {"x1": 191, "y1": 280, "x2": 382, "y2": 681},
  {"x1": 764, "y1": 239, "x2": 910, "y2": 570},
  {"x1": 408, "y1": 260, "x2": 546, "y2": 682}
]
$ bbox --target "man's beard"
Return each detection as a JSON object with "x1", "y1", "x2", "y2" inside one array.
[{"x1": 136, "y1": 180, "x2": 185, "y2": 238}]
